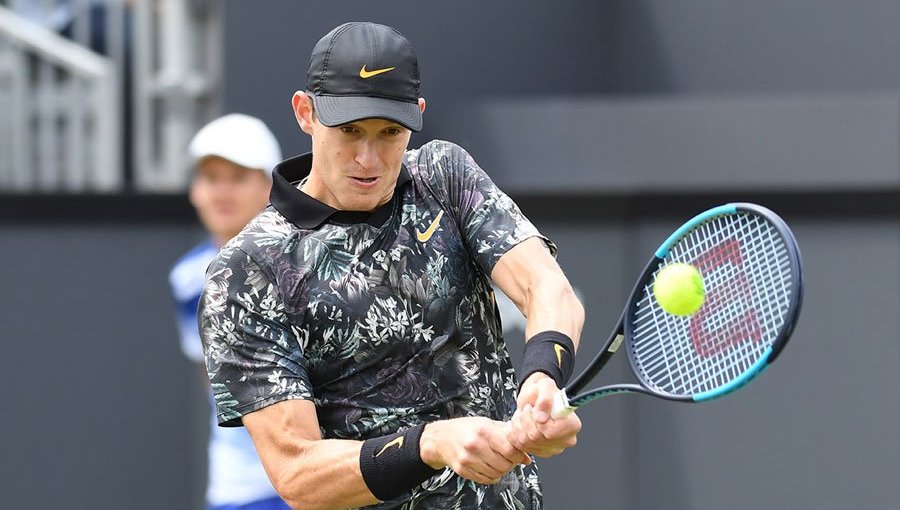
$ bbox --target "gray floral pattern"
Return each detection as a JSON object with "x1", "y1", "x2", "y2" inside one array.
[{"x1": 199, "y1": 140, "x2": 556, "y2": 509}]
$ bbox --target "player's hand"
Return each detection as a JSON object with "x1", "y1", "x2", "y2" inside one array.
[
  {"x1": 516, "y1": 372, "x2": 560, "y2": 420},
  {"x1": 510, "y1": 372, "x2": 581, "y2": 457},
  {"x1": 419, "y1": 417, "x2": 531, "y2": 485}
]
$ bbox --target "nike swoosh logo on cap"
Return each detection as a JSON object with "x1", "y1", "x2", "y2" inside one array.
[
  {"x1": 359, "y1": 65, "x2": 396, "y2": 79},
  {"x1": 416, "y1": 210, "x2": 444, "y2": 243}
]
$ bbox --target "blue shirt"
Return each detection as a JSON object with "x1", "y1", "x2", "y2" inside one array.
[{"x1": 170, "y1": 239, "x2": 281, "y2": 507}]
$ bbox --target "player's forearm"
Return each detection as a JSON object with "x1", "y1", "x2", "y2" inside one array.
[
  {"x1": 523, "y1": 272, "x2": 585, "y2": 347},
  {"x1": 265, "y1": 438, "x2": 378, "y2": 510}
]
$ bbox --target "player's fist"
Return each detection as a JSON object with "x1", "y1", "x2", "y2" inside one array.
[
  {"x1": 419, "y1": 417, "x2": 530, "y2": 485},
  {"x1": 516, "y1": 372, "x2": 559, "y2": 423},
  {"x1": 511, "y1": 373, "x2": 581, "y2": 457}
]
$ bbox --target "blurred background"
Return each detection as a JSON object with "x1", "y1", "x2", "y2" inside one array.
[{"x1": 2, "y1": 1, "x2": 899, "y2": 509}]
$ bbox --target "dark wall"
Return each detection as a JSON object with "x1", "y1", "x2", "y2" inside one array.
[
  {"x1": 0, "y1": 217, "x2": 208, "y2": 509},
  {"x1": 608, "y1": 0, "x2": 900, "y2": 94},
  {"x1": 223, "y1": 0, "x2": 900, "y2": 163},
  {"x1": 222, "y1": 0, "x2": 616, "y2": 158}
]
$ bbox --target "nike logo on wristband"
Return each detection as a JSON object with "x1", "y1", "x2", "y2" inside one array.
[
  {"x1": 554, "y1": 343, "x2": 568, "y2": 368},
  {"x1": 376, "y1": 436, "x2": 404, "y2": 457}
]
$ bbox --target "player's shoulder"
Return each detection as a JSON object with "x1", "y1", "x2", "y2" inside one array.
[
  {"x1": 404, "y1": 139, "x2": 476, "y2": 184},
  {"x1": 211, "y1": 206, "x2": 298, "y2": 273}
]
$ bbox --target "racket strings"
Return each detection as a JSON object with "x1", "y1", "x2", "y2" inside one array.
[
  {"x1": 670, "y1": 215, "x2": 786, "y2": 392},
  {"x1": 630, "y1": 212, "x2": 794, "y2": 397}
]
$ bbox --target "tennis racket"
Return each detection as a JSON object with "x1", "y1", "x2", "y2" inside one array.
[{"x1": 552, "y1": 202, "x2": 803, "y2": 417}]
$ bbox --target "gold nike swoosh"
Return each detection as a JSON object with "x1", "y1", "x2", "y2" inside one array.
[
  {"x1": 376, "y1": 436, "x2": 404, "y2": 457},
  {"x1": 360, "y1": 65, "x2": 396, "y2": 79},
  {"x1": 416, "y1": 210, "x2": 444, "y2": 243},
  {"x1": 554, "y1": 343, "x2": 567, "y2": 368}
]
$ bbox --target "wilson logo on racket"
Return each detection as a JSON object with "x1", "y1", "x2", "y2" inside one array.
[
  {"x1": 375, "y1": 436, "x2": 404, "y2": 457},
  {"x1": 416, "y1": 210, "x2": 444, "y2": 243},
  {"x1": 690, "y1": 238, "x2": 763, "y2": 357}
]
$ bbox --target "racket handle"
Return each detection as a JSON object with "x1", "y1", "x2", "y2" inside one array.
[{"x1": 551, "y1": 389, "x2": 576, "y2": 419}]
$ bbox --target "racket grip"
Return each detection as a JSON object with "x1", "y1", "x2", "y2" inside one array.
[{"x1": 551, "y1": 389, "x2": 576, "y2": 419}]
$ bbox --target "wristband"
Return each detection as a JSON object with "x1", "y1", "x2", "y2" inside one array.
[
  {"x1": 519, "y1": 330, "x2": 575, "y2": 390},
  {"x1": 359, "y1": 423, "x2": 439, "y2": 501}
]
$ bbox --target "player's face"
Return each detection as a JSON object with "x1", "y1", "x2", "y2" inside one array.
[
  {"x1": 304, "y1": 116, "x2": 412, "y2": 211},
  {"x1": 189, "y1": 157, "x2": 271, "y2": 244}
]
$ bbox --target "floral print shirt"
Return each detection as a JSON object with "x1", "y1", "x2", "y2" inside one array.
[{"x1": 199, "y1": 140, "x2": 556, "y2": 509}]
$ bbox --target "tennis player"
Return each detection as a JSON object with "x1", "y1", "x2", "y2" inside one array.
[
  {"x1": 170, "y1": 113, "x2": 292, "y2": 510},
  {"x1": 198, "y1": 22, "x2": 583, "y2": 509}
]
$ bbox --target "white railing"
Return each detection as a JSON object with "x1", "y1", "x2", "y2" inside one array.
[
  {"x1": 0, "y1": 0, "x2": 222, "y2": 193},
  {"x1": 0, "y1": 3, "x2": 120, "y2": 192},
  {"x1": 132, "y1": 0, "x2": 222, "y2": 191}
]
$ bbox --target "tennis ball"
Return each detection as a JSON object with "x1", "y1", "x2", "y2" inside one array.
[{"x1": 653, "y1": 263, "x2": 705, "y2": 316}]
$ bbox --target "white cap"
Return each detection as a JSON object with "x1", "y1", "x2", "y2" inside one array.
[{"x1": 188, "y1": 113, "x2": 283, "y2": 174}]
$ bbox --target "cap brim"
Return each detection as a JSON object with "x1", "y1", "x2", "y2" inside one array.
[{"x1": 312, "y1": 95, "x2": 422, "y2": 132}]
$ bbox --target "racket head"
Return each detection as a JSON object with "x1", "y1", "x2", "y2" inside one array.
[{"x1": 623, "y1": 203, "x2": 803, "y2": 402}]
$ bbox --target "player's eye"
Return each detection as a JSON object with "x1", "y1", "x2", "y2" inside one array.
[
  {"x1": 339, "y1": 125, "x2": 359, "y2": 135},
  {"x1": 383, "y1": 127, "x2": 402, "y2": 136}
]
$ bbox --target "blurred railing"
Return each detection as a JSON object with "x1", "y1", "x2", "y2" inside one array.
[
  {"x1": 133, "y1": 0, "x2": 222, "y2": 191},
  {"x1": 0, "y1": 3, "x2": 120, "y2": 192},
  {"x1": 0, "y1": 0, "x2": 222, "y2": 193}
]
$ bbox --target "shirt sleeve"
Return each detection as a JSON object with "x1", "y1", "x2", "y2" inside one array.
[
  {"x1": 198, "y1": 244, "x2": 314, "y2": 427},
  {"x1": 424, "y1": 140, "x2": 557, "y2": 275}
]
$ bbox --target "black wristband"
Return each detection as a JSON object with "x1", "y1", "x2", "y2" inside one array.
[
  {"x1": 359, "y1": 423, "x2": 440, "y2": 502},
  {"x1": 519, "y1": 330, "x2": 576, "y2": 390}
]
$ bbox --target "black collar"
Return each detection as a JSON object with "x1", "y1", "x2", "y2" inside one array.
[{"x1": 270, "y1": 153, "x2": 412, "y2": 229}]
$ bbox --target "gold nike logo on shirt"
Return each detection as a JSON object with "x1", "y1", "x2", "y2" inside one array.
[
  {"x1": 376, "y1": 436, "x2": 404, "y2": 457},
  {"x1": 359, "y1": 65, "x2": 396, "y2": 78},
  {"x1": 416, "y1": 210, "x2": 444, "y2": 243}
]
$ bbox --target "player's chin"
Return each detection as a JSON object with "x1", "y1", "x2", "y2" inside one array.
[{"x1": 341, "y1": 193, "x2": 389, "y2": 212}]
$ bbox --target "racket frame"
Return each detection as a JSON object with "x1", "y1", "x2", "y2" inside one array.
[{"x1": 552, "y1": 202, "x2": 803, "y2": 417}]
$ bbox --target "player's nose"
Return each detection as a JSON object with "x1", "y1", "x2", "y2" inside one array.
[{"x1": 354, "y1": 140, "x2": 379, "y2": 171}]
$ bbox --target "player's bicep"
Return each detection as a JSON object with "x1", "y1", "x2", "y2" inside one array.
[
  {"x1": 242, "y1": 400, "x2": 379, "y2": 509},
  {"x1": 243, "y1": 399, "x2": 323, "y2": 464}
]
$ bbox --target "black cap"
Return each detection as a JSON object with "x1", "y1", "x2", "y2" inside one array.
[{"x1": 306, "y1": 22, "x2": 422, "y2": 132}]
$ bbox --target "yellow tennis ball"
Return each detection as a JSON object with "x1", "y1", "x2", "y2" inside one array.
[{"x1": 653, "y1": 263, "x2": 705, "y2": 316}]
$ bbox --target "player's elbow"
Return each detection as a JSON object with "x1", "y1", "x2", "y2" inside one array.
[
  {"x1": 272, "y1": 483, "x2": 319, "y2": 510},
  {"x1": 269, "y1": 468, "x2": 319, "y2": 510},
  {"x1": 272, "y1": 474, "x2": 349, "y2": 510},
  {"x1": 269, "y1": 473, "x2": 302, "y2": 510}
]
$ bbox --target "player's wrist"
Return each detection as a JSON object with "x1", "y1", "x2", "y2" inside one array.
[
  {"x1": 359, "y1": 423, "x2": 441, "y2": 501},
  {"x1": 519, "y1": 330, "x2": 576, "y2": 391},
  {"x1": 418, "y1": 422, "x2": 446, "y2": 469},
  {"x1": 519, "y1": 372, "x2": 554, "y2": 396}
]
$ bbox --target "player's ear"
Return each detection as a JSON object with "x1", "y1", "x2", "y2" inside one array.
[
  {"x1": 293, "y1": 91, "x2": 315, "y2": 135},
  {"x1": 418, "y1": 97, "x2": 426, "y2": 114}
]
